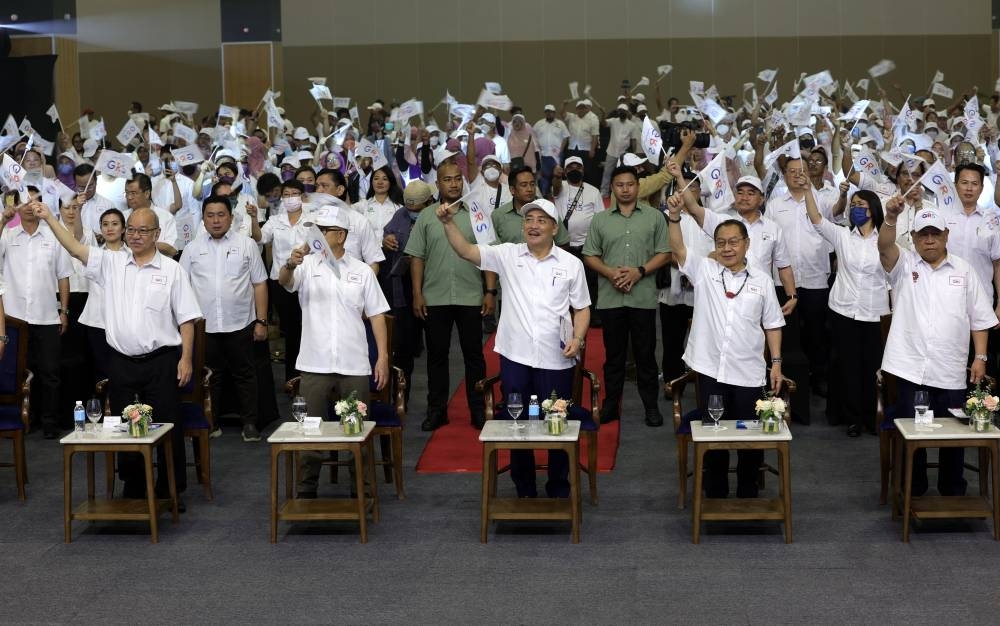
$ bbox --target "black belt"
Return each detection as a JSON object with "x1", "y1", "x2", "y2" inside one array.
[{"x1": 113, "y1": 345, "x2": 178, "y2": 363}]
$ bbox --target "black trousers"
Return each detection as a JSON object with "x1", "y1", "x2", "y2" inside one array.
[
  {"x1": 829, "y1": 311, "x2": 882, "y2": 431},
  {"x1": 254, "y1": 337, "x2": 279, "y2": 427},
  {"x1": 895, "y1": 377, "x2": 967, "y2": 496},
  {"x1": 697, "y1": 374, "x2": 763, "y2": 498},
  {"x1": 270, "y1": 279, "x2": 301, "y2": 383},
  {"x1": 87, "y1": 326, "x2": 112, "y2": 386},
  {"x1": 425, "y1": 305, "x2": 485, "y2": 421},
  {"x1": 599, "y1": 307, "x2": 659, "y2": 418},
  {"x1": 60, "y1": 293, "x2": 92, "y2": 425},
  {"x1": 206, "y1": 323, "x2": 258, "y2": 428},
  {"x1": 795, "y1": 287, "x2": 830, "y2": 383},
  {"x1": 109, "y1": 347, "x2": 187, "y2": 498},
  {"x1": 391, "y1": 305, "x2": 423, "y2": 402},
  {"x1": 28, "y1": 324, "x2": 61, "y2": 431},
  {"x1": 659, "y1": 303, "x2": 692, "y2": 384}
]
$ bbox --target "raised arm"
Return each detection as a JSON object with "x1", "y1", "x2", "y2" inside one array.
[
  {"x1": 803, "y1": 179, "x2": 823, "y2": 225},
  {"x1": 465, "y1": 121, "x2": 479, "y2": 184},
  {"x1": 31, "y1": 201, "x2": 90, "y2": 264},
  {"x1": 879, "y1": 195, "x2": 903, "y2": 272},
  {"x1": 665, "y1": 193, "x2": 687, "y2": 268},
  {"x1": 665, "y1": 161, "x2": 706, "y2": 227}
]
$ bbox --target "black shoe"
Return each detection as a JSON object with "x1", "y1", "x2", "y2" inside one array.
[
  {"x1": 471, "y1": 414, "x2": 485, "y2": 430},
  {"x1": 421, "y1": 415, "x2": 449, "y2": 432},
  {"x1": 847, "y1": 425, "x2": 861, "y2": 438},
  {"x1": 644, "y1": 410, "x2": 664, "y2": 428},
  {"x1": 599, "y1": 413, "x2": 620, "y2": 425}
]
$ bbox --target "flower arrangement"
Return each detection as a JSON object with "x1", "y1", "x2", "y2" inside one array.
[
  {"x1": 123, "y1": 402, "x2": 153, "y2": 437},
  {"x1": 541, "y1": 391, "x2": 570, "y2": 434},
  {"x1": 755, "y1": 390, "x2": 786, "y2": 434},
  {"x1": 334, "y1": 391, "x2": 367, "y2": 435},
  {"x1": 965, "y1": 383, "x2": 997, "y2": 432}
]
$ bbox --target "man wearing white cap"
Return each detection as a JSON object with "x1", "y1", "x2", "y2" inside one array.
[
  {"x1": 534, "y1": 104, "x2": 570, "y2": 197},
  {"x1": 562, "y1": 99, "x2": 600, "y2": 187},
  {"x1": 436, "y1": 197, "x2": 590, "y2": 497},
  {"x1": 552, "y1": 155, "x2": 603, "y2": 314},
  {"x1": 599, "y1": 104, "x2": 639, "y2": 199},
  {"x1": 279, "y1": 206, "x2": 390, "y2": 498},
  {"x1": 478, "y1": 113, "x2": 510, "y2": 167},
  {"x1": 879, "y1": 206, "x2": 997, "y2": 497},
  {"x1": 465, "y1": 137, "x2": 512, "y2": 219}
]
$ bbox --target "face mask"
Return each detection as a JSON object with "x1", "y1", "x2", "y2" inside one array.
[
  {"x1": 849, "y1": 206, "x2": 869, "y2": 227},
  {"x1": 384, "y1": 122, "x2": 395, "y2": 131},
  {"x1": 57, "y1": 163, "x2": 74, "y2": 176},
  {"x1": 407, "y1": 210, "x2": 421, "y2": 221},
  {"x1": 483, "y1": 167, "x2": 501, "y2": 183},
  {"x1": 566, "y1": 169, "x2": 584, "y2": 184},
  {"x1": 618, "y1": 112, "x2": 628, "y2": 121},
  {"x1": 281, "y1": 196, "x2": 302, "y2": 212},
  {"x1": 460, "y1": 139, "x2": 468, "y2": 153},
  {"x1": 166, "y1": 161, "x2": 179, "y2": 173},
  {"x1": 303, "y1": 183, "x2": 316, "y2": 193},
  {"x1": 799, "y1": 137, "x2": 816, "y2": 150},
  {"x1": 281, "y1": 170, "x2": 295, "y2": 181},
  {"x1": 429, "y1": 136, "x2": 440, "y2": 148},
  {"x1": 182, "y1": 164, "x2": 197, "y2": 176},
  {"x1": 219, "y1": 175, "x2": 235, "y2": 185}
]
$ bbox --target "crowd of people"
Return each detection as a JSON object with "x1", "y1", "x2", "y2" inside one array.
[{"x1": 2, "y1": 66, "x2": 1000, "y2": 501}]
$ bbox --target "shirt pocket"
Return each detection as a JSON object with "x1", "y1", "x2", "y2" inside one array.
[
  {"x1": 145, "y1": 284, "x2": 170, "y2": 312},
  {"x1": 735, "y1": 290, "x2": 765, "y2": 324},
  {"x1": 225, "y1": 254, "x2": 247, "y2": 278}
]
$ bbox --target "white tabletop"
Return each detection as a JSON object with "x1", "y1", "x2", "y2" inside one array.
[
  {"x1": 894, "y1": 417, "x2": 1000, "y2": 440},
  {"x1": 267, "y1": 420, "x2": 375, "y2": 443},
  {"x1": 691, "y1": 420, "x2": 792, "y2": 442},
  {"x1": 479, "y1": 419, "x2": 581, "y2": 442},
  {"x1": 60, "y1": 422, "x2": 173, "y2": 445}
]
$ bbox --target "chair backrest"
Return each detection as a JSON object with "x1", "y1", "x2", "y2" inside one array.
[
  {"x1": 364, "y1": 314, "x2": 395, "y2": 403},
  {"x1": 0, "y1": 316, "x2": 29, "y2": 426},
  {"x1": 179, "y1": 319, "x2": 207, "y2": 402}
]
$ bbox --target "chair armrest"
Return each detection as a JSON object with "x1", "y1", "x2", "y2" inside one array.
[
  {"x1": 580, "y1": 367, "x2": 601, "y2": 429},
  {"x1": 475, "y1": 374, "x2": 501, "y2": 421},
  {"x1": 669, "y1": 371, "x2": 697, "y2": 430},
  {"x1": 201, "y1": 366, "x2": 214, "y2": 429},
  {"x1": 284, "y1": 376, "x2": 302, "y2": 396},
  {"x1": 391, "y1": 365, "x2": 407, "y2": 419},
  {"x1": 875, "y1": 369, "x2": 886, "y2": 424},
  {"x1": 20, "y1": 370, "x2": 33, "y2": 429}
]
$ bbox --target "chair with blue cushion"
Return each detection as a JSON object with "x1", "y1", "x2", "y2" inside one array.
[
  {"x1": 476, "y1": 344, "x2": 602, "y2": 504},
  {"x1": 284, "y1": 314, "x2": 408, "y2": 499},
  {"x1": 0, "y1": 317, "x2": 32, "y2": 501},
  {"x1": 671, "y1": 369, "x2": 796, "y2": 509}
]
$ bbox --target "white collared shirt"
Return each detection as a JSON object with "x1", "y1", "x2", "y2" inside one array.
[
  {"x1": 465, "y1": 176, "x2": 512, "y2": 219},
  {"x1": 0, "y1": 222, "x2": 72, "y2": 325},
  {"x1": 680, "y1": 254, "x2": 785, "y2": 388},
  {"x1": 553, "y1": 181, "x2": 603, "y2": 247},
  {"x1": 939, "y1": 204, "x2": 1000, "y2": 299},
  {"x1": 813, "y1": 219, "x2": 889, "y2": 322},
  {"x1": 84, "y1": 247, "x2": 203, "y2": 356},
  {"x1": 81, "y1": 193, "x2": 116, "y2": 238},
  {"x1": 287, "y1": 253, "x2": 390, "y2": 375},
  {"x1": 765, "y1": 191, "x2": 832, "y2": 289},
  {"x1": 882, "y1": 250, "x2": 997, "y2": 389},
  {"x1": 659, "y1": 212, "x2": 712, "y2": 307},
  {"x1": 59, "y1": 221, "x2": 96, "y2": 293},
  {"x1": 179, "y1": 230, "x2": 267, "y2": 333},
  {"x1": 702, "y1": 209, "x2": 791, "y2": 275},
  {"x1": 353, "y1": 196, "x2": 402, "y2": 235},
  {"x1": 478, "y1": 243, "x2": 591, "y2": 371},
  {"x1": 78, "y1": 245, "x2": 125, "y2": 329},
  {"x1": 565, "y1": 111, "x2": 599, "y2": 150},
  {"x1": 260, "y1": 211, "x2": 311, "y2": 280},
  {"x1": 533, "y1": 118, "x2": 570, "y2": 158}
]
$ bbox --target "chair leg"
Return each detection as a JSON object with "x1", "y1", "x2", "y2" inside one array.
[
  {"x1": 979, "y1": 447, "x2": 989, "y2": 497},
  {"x1": 391, "y1": 430, "x2": 405, "y2": 500},
  {"x1": 379, "y1": 434, "x2": 393, "y2": 484},
  {"x1": 200, "y1": 433, "x2": 213, "y2": 500},
  {"x1": 190, "y1": 435, "x2": 203, "y2": 484},
  {"x1": 879, "y1": 431, "x2": 891, "y2": 505},
  {"x1": 105, "y1": 451, "x2": 115, "y2": 499},
  {"x1": 13, "y1": 433, "x2": 25, "y2": 501},
  {"x1": 677, "y1": 435, "x2": 688, "y2": 510},
  {"x1": 587, "y1": 432, "x2": 598, "y2": 505}
]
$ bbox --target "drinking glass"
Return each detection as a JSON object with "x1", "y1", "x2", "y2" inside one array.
[
  {"x1": 914, "y1": 390, "x2": 930, "y2": 423},
  {"x1": 707, "y1": 394, "x2": 725, "y2": 431},
  {"x1": 86, "y1": 398, "x2": 102, "y2": 432},
  {"x1": 507, "y1": 392, "x2": 524, "y2": 430},
  {"x1": 292, "y1": 396, "x2": 308, "y2": 431}
]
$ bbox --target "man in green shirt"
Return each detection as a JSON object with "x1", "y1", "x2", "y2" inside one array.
[
  {"x1": 492, "y1": 166, "x2": 571, "y2": 246},
  {"x1": 583, "y1": 165, "x2": 670, "y2": 427},
  {"x1": 404, "y1": 161, "x2": 497, "y2": 430}
]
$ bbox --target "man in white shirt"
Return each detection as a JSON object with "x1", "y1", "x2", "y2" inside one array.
[
  {"x1": 438, "y1": 197, "x2": 590, "y2": 497},
  {"x1": 36, "y1": 202, "x2": 203, "y2": 505},
  {"x1": 0, "y1": 193, "x2": 72, "y2": 439},
  {"x1": 667, "y1": 190, "x2": 785, "y2": 499},
  {"x1": 74, "y1": 164, "x2": 116, "y2": 238},
  {"x1": 465, "y1": 145, "x2": 512, "y2": 220},
  {"x1": 123, "y1": 174, "x2": 179, "y2": 257},
  {"x1": 279, "y1": 207, "x2": 390, "y2": 498},
  {"x1": 939, "y1": 163, "x2": 1000, "y2": 312},
  {"x1": 600, "y1": 104, "x2": 638, "y2": 198},
  {"x1": 478, "y1": 113, "x2": 510, "y2": 167},
  {"x1": 180, "y1": 195, "x2": 269, "y2": 442},
  {"x1": 552, "y1": 155, "x2": 603, "y2": 318},
  {"x1": 878, "y1": 206, "x2": 997, "y2": 496},
  {"x1": 534, "y1": 104, "x2": 570, "y2": 198},
  {"x1": 562, "y1": 99, "x2": 600, "y2": 187}
]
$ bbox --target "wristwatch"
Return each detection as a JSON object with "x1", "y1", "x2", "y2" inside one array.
[
  {"x1": 575, "y1": 336, "x2": 586, "y2": 349},
  {"x1": 484, "y1": 288, "x2": 498, "y2": 296},
  {"x1": 771, "y1": 357, "x2": 782, "y2": 364},
  {"x1": 59, "y1": 308, "x2": 70, "y2": 316},
  {"x1": 254, "y1": 319, "x2": 268, "y2": 326},
  {"x1": 636, "y1": 266, "x2": 647, "y2": 277},
  {"x1": 975, "y1": 354, "x2": 989, "y2": 362}
]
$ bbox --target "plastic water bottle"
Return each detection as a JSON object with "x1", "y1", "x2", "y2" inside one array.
[
  {"x1": 73, "y1": 400, "x2": 85, "y2": 433},
  {"x1": 528, "y1": 395, "x2": 540, "y2": 421}
]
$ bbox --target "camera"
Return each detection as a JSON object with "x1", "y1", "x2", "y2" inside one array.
[{"x1": 659, "y1": 120, "x2": 711, "y2": 150}]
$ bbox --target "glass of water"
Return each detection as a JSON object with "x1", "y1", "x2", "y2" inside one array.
[
  {"x1": 86, "y1": 398, "x2": 103, "y2": 432},
  {"x1": 292, "y1": 396, "x2": 308, "y2": 432},
  {"x1": 507, "y1": 392, "x2": 524, "y2": 430},
  {"x1": 914, "y1": 390, "x2": 930, "y2": 424},
  {"x1": 707, "y1": 394, "x2": 725, "y2": 431}
]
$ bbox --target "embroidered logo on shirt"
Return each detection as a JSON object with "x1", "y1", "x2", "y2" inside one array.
[
  {"x1": 912, "y1": 271, "x2": 919, "y2": 283},
  {"x1": 151, "y1": 275, "x2": 167, "y2": 285},
  {"x1": 552, "y1": 268, "x2": 568, "y2": 280}
]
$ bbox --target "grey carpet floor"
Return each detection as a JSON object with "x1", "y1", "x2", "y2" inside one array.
[{"x1": 2, "y1": 338, "x2": 1000, "y2": 625}]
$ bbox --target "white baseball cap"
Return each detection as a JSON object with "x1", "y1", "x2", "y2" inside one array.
[
  {"x1": 576, "y1": 99, "x2": 591, "y2": 108},
  {"x1": 479, "y1": 112, "x2": 496, "y2": 124},
  {"x1": 735, "y1": 175, "x2": 764, "y2": 193},
  {"x1": 293, "y1": 127, "x2": 310, "y2": 140},
  {"x1": 564, "y1": 156, "x2": 584, "y2": 167},
  {"x1": 521, "y1": 199, "x2": 558, "y2": 222},
  {"x1": 309, "y1": 206, "x2": 351, "y2": 229},
  {"x1": 912, "y1": 208, "x2": 946, "y2": 232},
  {"x1": 543, "y1": 104, "x2": 556, "y2": 112}
]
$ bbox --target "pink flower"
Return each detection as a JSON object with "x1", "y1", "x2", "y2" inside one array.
[
  {"x1": 127, "y1": 408, "x2": 140, "y2": 420},
  {"x1": 985, "y1": 396, "x2": 999, "y2": 411},
  {"x1": 356, "y1": 402, "x2": 367, "y2": 416}
]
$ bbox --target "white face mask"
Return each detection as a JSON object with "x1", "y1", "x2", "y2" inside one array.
[
  {"x1": 281, "y1": 196, "x2": 302, "y2": 212},
  {"x1": 483, "y1": 167, "x2": 501, "y2": 183},
  {"x1": 429, "y1": 136, "x2": 440, "y2": 148}
]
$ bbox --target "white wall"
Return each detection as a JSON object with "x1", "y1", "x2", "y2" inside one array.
[{"x1": 76, "y1": 0, "x2": 221, "y2": 52}]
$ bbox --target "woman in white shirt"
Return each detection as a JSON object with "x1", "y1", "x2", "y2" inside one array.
[
  {"x1": 78, "y1": 208, "x2": 126, "y2": 384},
  {"x1": 805, "y1": 188, "x2": 890, "y2": 437},
  {"x1": 352, "y1": 166, "x2": 403, "y2": 235}
]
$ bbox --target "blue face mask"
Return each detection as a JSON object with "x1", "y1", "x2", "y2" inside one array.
[
  {"x1": 57, "y1": 163, "x2": 74, "y2": 175},
  {"x1": 384, "y1": 122, "x2": 395, "y2": 131},
  {"x1": 849, "y1": 206, "x2": 870, "y2": 227}
]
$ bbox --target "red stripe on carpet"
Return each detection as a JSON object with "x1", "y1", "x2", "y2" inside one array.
[{"x1": 415, "y1": 327, "x2": 620, "y2": 473}]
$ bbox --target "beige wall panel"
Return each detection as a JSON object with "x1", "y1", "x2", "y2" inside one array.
[
  {"x1": 10, "y1": 36, "x2": 54, "y2": 57},
  {"x1": 223, "y1": 43, "x2": 280, "y2": 110},
  {"x1": 53, "y1": 38, "x2": 82, "y2": 124},
  {"x1": 76, "y1": 0, "x2": 220, "y2": 52}
]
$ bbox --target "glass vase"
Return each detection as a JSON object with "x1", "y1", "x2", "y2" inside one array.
[
  {"x1": 341, "y1": 414, "x2": 363, "y2": 435},
  {"x1": 762, "y1": 414, "x2": 781, "y2": 434},
  {"x1": 972, "y1": 410, "x2": 992, "y2": 433},
  {"x1": 128, "y1": 419, "x2": 148, "y2": 438}
]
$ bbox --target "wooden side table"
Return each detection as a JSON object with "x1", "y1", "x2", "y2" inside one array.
[
  {"x1": 690, "y1": 421, "x2": 793, "y2": 544},
  {"x1": 892, "y1": 418, "x2": 1000, "y2": 542},
  {"x1": 61, "y1": 424, "x2": 179, "y2": 544},
  {"x1": 268, "y1": 421, "x2": 379, "y2": 543},
  {"x1": 479, "y1": 420, "x2": 581, "y2": 543}
]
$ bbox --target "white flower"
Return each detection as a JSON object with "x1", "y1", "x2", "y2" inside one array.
[
  {"x1": 772, "y1": 398, "x2": 786, "y2": 414},
  {"x1": 334, "y1": 400, "x2": 349, "y2": 415}
]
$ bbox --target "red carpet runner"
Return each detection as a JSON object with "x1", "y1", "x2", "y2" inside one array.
[{"x1": 415, "y1": 327, "x2": 620, "y2": 473}]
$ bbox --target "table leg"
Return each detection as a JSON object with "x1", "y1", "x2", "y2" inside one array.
[
  {"x1": 780, "y1": 443, "x2": 793, "y2": 544},
  {"x1": 366, "y1": 439, "x2": 380, "y2": 524},
  {"x1": 891, "y1": 430, "x2": 902, "y2": 520},
  {"x1": 902, "y1": 442, "x2": 915, "y2": 542},
  {"x1": 86, "y1": 452, "x2": 95, "y2": 501},
  {"x1": 692, "y1": 443, "x2": 705, "y2": 544},
  {"x1": 140, "y1": 447, "x2": 158, "y2": 543},
  {"x1": 569, "y1": 443, "x2": 580, "y2": 544},
  {"x1": 991, "y1": 442, "x2": 1000, "y2": 541},
  {"x1": 270, "y1": 446, "x2": 280, "y2": 543},
  {"x1": 354, "y1": 444, "x2": 368, "y2": 544},
  {"x1": 63, "y1": 448, "x2": 74, "y2": 543},
  {"x1": 481, "y1": 445, "x2": 492, "y2": 543},
  {"x1": 163, "y1": 437, "x2": 179, "y2": 523},
  {"x1": 287, "y1": 451, "x2": 295, "y2": 499}
]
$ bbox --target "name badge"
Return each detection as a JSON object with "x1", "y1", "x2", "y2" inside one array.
[
  {"x1": 552, "y1": 268, "x2": 568, "y2": 280},
  {"x1": 41, "y1": 241, "x2": 52, "y2": 248},
  {"x1": 949, "y1": 275, "x2": 966, "y2": 287},
  {"x1": 747, "y1": 284, "x2": 762, "y2": 295},
  {"x1": 228, "y1": 247, "x2": 239, "y2": 256},
  {"x1": 151, "y1": 275, "x2": 167, "y2": 285},
  {"x1": 347, "y1": 272, "x2": 362, "y2": 284}
]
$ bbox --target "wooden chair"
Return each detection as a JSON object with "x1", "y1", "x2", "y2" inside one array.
[
  {"x1": 475, "y1": 345, "x2": 602, "y2": 504},
  {"x1": 876, "y1": 369, "x2": 995, "y2": 506},
  {"x1": 670, "y1": 369, "x2": 796, "y2": 509},
  {"x1": 96, "y1": 319, "x2": 214, "y2": 499},
  {"x1": 284, "y1": 314, "x2": 408, "y2": 499},
  {"x1": 0, "y1": 317, "x2": 32, "y2": 501}
]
